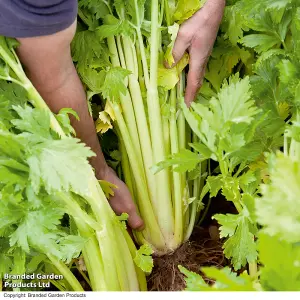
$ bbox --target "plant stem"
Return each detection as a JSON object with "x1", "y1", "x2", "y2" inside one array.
[
  {"x1": 121, "y1": 36, "x2": 157, "y2": 214},
  {"x1": 133, "y1": 0, "x2": 150, "y2": 88},
  {"x1": 170, "y1": 88, "x2": 183, "y2": 246},
  {"x1": 112, "y1": 104, "x2": 165, "y2": 250},
  {"x1": 148, "y1": 0, "x2": 174, "y2": 248},
  {"x1": 164, "y1": 0, "x2": 171, "y2": 26},
  {"x1": 107, "y1": 36, "x2": 143, "y2": 167},
  {"x1": 249, "y1": 262, "x2": 258, "y2": 279},
  {"x1": 47, "y1": 254, "x2": 84, "y2": 291}
]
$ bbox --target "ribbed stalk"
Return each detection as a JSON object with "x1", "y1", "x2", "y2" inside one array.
[
  {"x1": 47, "y1": 254, "x2": 84, "y2": 291},
  {"x1": 170, "y1": 88, "x2": 183, "y2": 246},
  {"x1": 148, "y1": 0, "x2": 174, "y2": 248},
  {"x1": 74, "y1": 220, "x2": 107, "y2": 290},
  {"x1": 112, "y1": 104, "x2": 165, "y2": 249},
  {"x1": 107, "y1": 36, "x2": 143, "y2": 167},
  {"x1": 119, "y1": 137, "x2": 135, "y2": 201},
  {"x1": 0, "y1": 37, "x2": 146, "y2": 290},
  {"x1": 121, "y1": 36, "x2": 157, "y2": 214}
]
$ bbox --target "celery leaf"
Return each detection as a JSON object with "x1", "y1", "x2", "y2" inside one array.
[{"x1": 134, "y1": 244, "x2": 153, "y2": 273}]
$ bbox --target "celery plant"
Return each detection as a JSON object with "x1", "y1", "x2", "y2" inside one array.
[
  {"x1": 74, "y1": 0, "x2": 207, "y2": 254},
  {"x1": 0, "y1": 36, "x2": 147, "y2": 291}
]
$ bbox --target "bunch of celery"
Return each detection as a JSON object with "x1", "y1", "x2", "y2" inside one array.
[
  {"x1": 74, "y1": 0, "x2": 207, "y2": 254},
  {"x1": 0, "y1": 36, "x2": 147, "y2": 291}
]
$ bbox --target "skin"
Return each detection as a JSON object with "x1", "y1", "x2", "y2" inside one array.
[
  {"x1": 171, "y1": 0, "x2": 226, "y2": 106},
  {"x1": 16, "y1": 21, "x2": 144, "y2": 230},
  {"x1": 14, "y1": 0, "x2": 224, "y2": 230}
]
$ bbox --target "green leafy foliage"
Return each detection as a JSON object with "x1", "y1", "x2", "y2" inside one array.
[
  {"x1": 0, "y1": 82, "x2": 100, "y2": 286},
  {"x1": 178, "y1": 1, "x2": 300, "y2": 290},
  {"x1": 134, "y1": 244, "x2": 153, "y2": 273},
  {"x1": 28, "y1": 138, "x2": 95, "y2": 196},
  {"x1": 178, "y1": 266, "x2": 206, "y2": 290},
  {"x1": 222, "y1": 216, "x2": 257, "y2": 270},
  {"x1": 180, "y1": 265, "x2": 256, "y2": 291},
  {"x1": 152, "y1": 149, "x2": 204, "y2": 174},
  {"x1": 79, "y1": 0, "x2": 110, "y2": 20},
  {"x1": 258, "y1": 233, "x2": 300, "y2": 291},
  {"x1": 256, "y1": 153, "x2": 300, "y2": 243},
  {"x1": 100, "y1": 67, "x2": 131, "y2": 102},
  {"x1": 173, "y1": 0, "x2": 206, "y2": 24}
]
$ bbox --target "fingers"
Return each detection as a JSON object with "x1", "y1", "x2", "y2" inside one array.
[
  {"x1": 108, "y1": 179, "x2": 145, "y2": 231},
  {"x1": 171, "y1": 29, "x2": 191, "y2": 67},
  {"x1": 127, "y1": 211, "x2": 145, "y2": 231},
  {"x1": 184, "y1": 43, "x2": 209, "y2": 106}
]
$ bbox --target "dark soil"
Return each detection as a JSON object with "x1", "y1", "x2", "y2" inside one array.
[
  {"x1": 147, "y1": 226, "x2": 227, "y2": 291},
  {"x1": 147, "y1": 195, "x2": 236, "y2": 291}
]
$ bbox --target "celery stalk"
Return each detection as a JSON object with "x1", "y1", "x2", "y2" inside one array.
[
  {"x1": 170, "y1": 88, "x2": 183, "y2": 246},
  {"x1": 47, "y1": 254, "x2": 84, "y2": 291},
  {"x1": 0, "y1": 36, "x2": 146, "y2": 291},
  {"x1": 147, "y1": 0, "x2": 174, "y2": 248}
]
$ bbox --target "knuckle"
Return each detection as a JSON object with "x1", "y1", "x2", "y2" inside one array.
[
  {"x1": 124, "y1": 202, "x2": 135, "y2": 213},
  {"x1": 177, "y1": 28, "x2": 192, "y2": 43},
  {"x1": 191, "y1": 36, "x2": 202, "y2": 49}
]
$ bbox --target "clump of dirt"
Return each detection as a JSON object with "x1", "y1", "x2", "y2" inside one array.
[{"x1": 147, "y1": 226, "x2": 227, "y2": 291}]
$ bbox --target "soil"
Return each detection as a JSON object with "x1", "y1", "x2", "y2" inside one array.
[
  {"x1": 147, "y1": 195, "x2": 237, "y2": 291},
  {"x1": 147, "y1": 226, "x2": 227, "y2": 291}
]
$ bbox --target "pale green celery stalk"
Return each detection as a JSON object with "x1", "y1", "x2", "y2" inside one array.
[
  {"x1": 170, "y1": 88, "x2": 183, "y2": 245},
  {"x1": 122, "y1": 230, "x2": 147, "y2": 291},
  {"x1": 120, "y1": 138, "x2": 141, "y2": 218},
  {"x1": 163, "y1": 92, "x2": 171, "y2": 157},
  {"x1": 107, "y1": 36, "x2": 143, "y2": 167},
  {"x1": 119, "y1": 137, "x2": 135, "y2": 200},
  {"x1": 75, "y1": 221, "x2": 107, "y2": 290},
  {"x1": 162, "y1": 113, "x2": 172, "y2": 213},
  {"x1": 121, "y1": 36, "x2": 158, "y2": 213},
  {"x1": 48, "y1": 278, "x2": 66, "y2": 291},
  {"x1": 57, "y1": 192, "x2": 107, "y2": 290},
  {"x1": 178, "y1": 74, "x2": 187, "y2": 226},
  {"x1": 184, "y1": 133, "x2": 200, "y2": 241},
  {"x1": 116, "y1": 36, "x2": 127, "y2": 70},
  {"x1": 47, "y1": 254, "x2": 84, "y2": 291},
  {"x1": 135, "y1": 43, "x2": 146, "y2": 96},
  {"x1": 106, "y1": 35, "x2": 165, "y2": 250},
  {"x1": 114, "y1": 228, "x2": 140, "y2": 291},
  {"x1": 88, "y1": 180, "x2": 139, "y2": 291},
  {"x1": 106, "y1": 230, "x2": 130, "y2": 291},
  {"x1": 148, "y1": 0, "x2": 174, "y2": 248},
  {"x1": 0, "y1": 38, "x2": 145, "y2": 291},
  {"x1": 55, "y1": 183, "x2": 120, "y2": 289},
  {"x1": 195, "y1": 159, "x2": 208, "y2": 224},
  {"x1": 133, "y1": 0, "x2": 150, "y2": 89},
  {"x1": 163, "y1": 116, "x2": 171, "y2": 158},
  {"x1": 110, "y1": 104, "x2": 165, "y2": 249},
  {"x1": 131, "y1": 40, "x2": 139, "y2": 79},
  {"x1": 249, "y1": 262, "x2": 258, "y2": 280},
  {"x1": 119, "y1": 148, "x2": 145, "y2": 247},
  {"x1": 164, "y1": 0, "x2": 171, "y2": 26},
  {"x1": 184, "y1": 174, "x2": 201, "y2": 241},
  {"x1": 87, "y1": 179, "x2": 140, "y2": 291}
]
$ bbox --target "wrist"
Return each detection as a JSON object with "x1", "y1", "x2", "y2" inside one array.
[{"x1": 90, "y1": 156, "x2": 110, "y2": 180}]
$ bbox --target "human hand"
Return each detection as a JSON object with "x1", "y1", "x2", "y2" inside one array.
[
  {"x1": 171, "y1": 0, "x2": 225, "y2": 106},
  {"x1": 99, "y1": 166, "x2": 144, "y2": 231}
]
